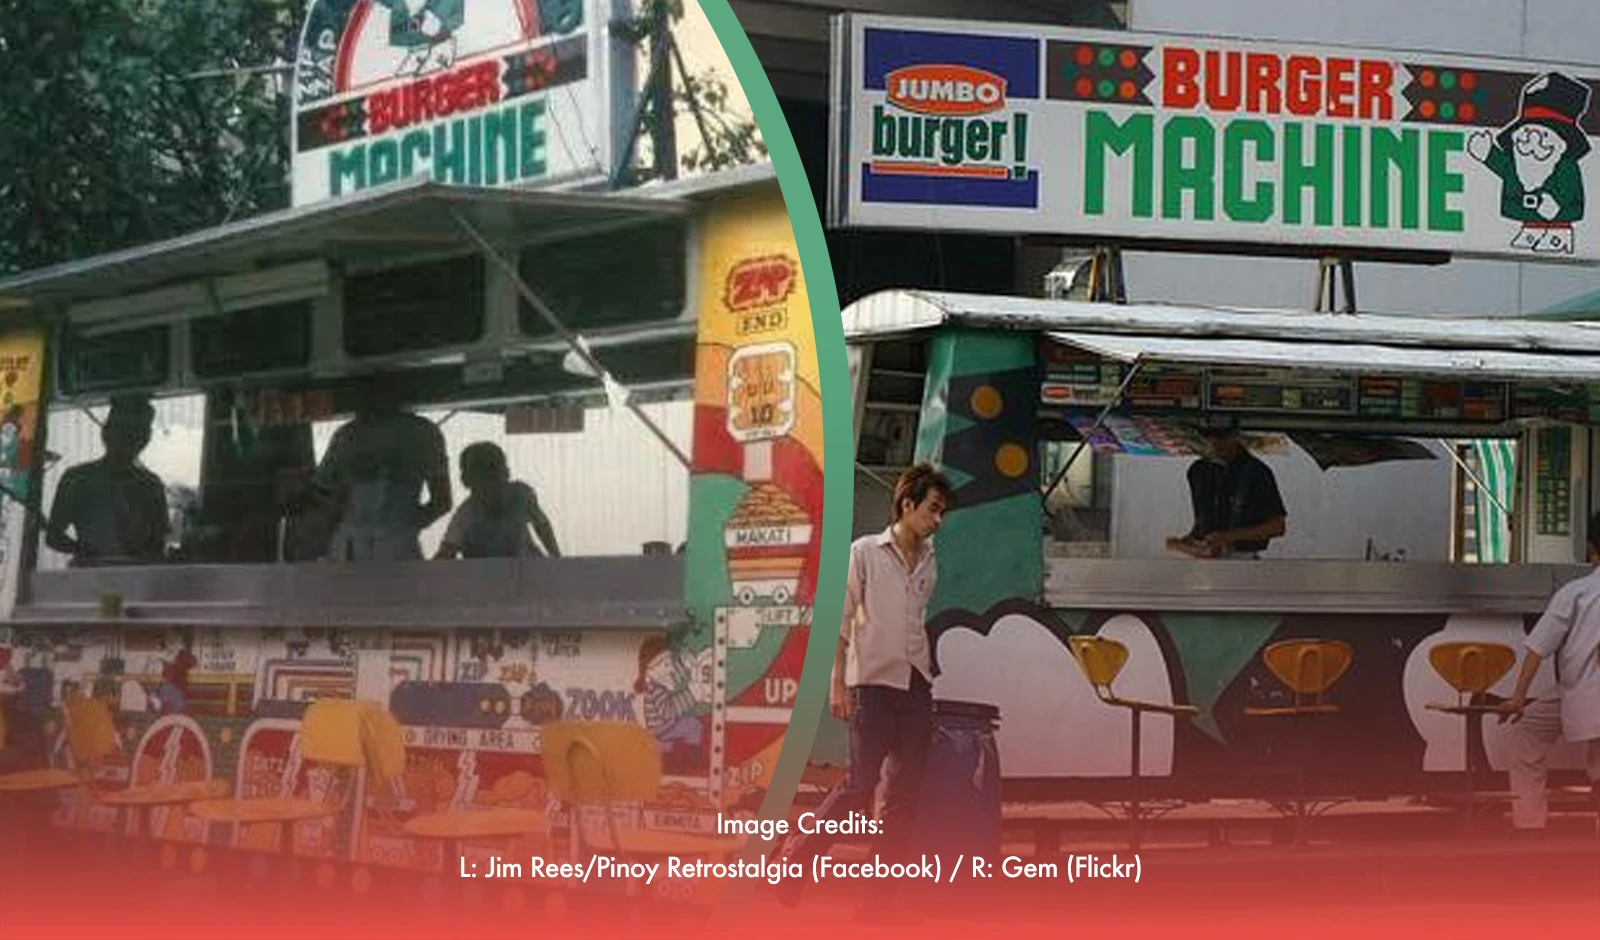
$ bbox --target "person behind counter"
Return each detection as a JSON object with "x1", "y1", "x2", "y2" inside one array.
[
  {"x1": 434, "y1": 442, "x2": 560, "y2": 559},
  {"x1": 312, "y1": 373, "x2": 452, "y2": 562},
  {"x1": 1166, "y1": 416, "x2": 1287, "y2": 560},
  {"x1": 44, "y1": 395, "x2": 168, "y2": 566},
  {"x1": 777, "y1": 463, "x2": 950, "y2": 921},
  {"x1": 1501, "y1": 510, "x2": 1600, "y2": 833}
]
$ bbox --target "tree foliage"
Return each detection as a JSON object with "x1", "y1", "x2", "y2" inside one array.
[
  {"x1": 0, "y1": 0, "x2": 300, "y2": 276},
  {"x1": 0, "y1": 1, "x2": 764, "y2": 277}
]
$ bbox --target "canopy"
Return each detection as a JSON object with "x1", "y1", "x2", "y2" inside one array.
[
  {"x1": 1047, "y1": 331, "x2": 1600, "y2": 384},
  {"x1": 0, "y1": 178, "x2": 688, "y2": 310},
  {"x1": 843, "y1": 289, "x2": 1600, "y2": 384},
  {"x1": 842, "y1": 289, "x2": 1600, "y2": 355}
]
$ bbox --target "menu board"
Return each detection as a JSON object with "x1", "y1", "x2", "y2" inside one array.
[
  {"x1": 1357, "y1": 377, "x2": 1506, "y2": 422},
  {"x1": 1042, "y1": 344, "x2": 1123, "y2": 407},
  {"x1": 1206, "y1": 369, "x2": 1355, "y2": 415},
  {"x1": 1512, "y1": 385, "x2": 1593, "y2": 423},
  {"x1": 1534, "y1": 426, "x2": 1572, "y2": 536},
  {"x1": 1127, "y1": 366, "x2": 1204, "y2": 410}
]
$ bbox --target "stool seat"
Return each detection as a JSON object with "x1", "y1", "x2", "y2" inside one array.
[
  {"x1": 403, "y1": 807, "x2": 549, "y2": 841},
  {"x1": 1243, "y1": 703, "x2": 1341, "y2": 717},
  {"x1": 0, "y1": 768, "x2": 78, "y2": 793},
  {"x1": 1066, "y1": 634, "x2": 1200, "y2": 851},
  {"x1": 99, "y1": 779, "x2": 229, "y2": 807},
  {"x1": 1101, "y1": 695, "x2": 1200, "y2": 717},
  {"x1": 1424, "y1": 702, "x2": 1510, "y2": 716},
  {"x1": 190, "y1": 797, "x2": 337, "y2": 825}
]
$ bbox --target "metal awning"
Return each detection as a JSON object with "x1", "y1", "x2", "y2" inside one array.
[
  {"x1": 0, "y1": 178, "x2": 689, "y2": 310},
  {"x1": 1047, "y1": 331, "x2": 1600, "y2": 384},
  {"x1": 842, "y1": 289, "x2": 1600, "y2": 354}
]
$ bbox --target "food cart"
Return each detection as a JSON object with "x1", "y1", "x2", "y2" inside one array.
[
  {"x1": 844, "y1": 287, "x2": 1599, "y2": 801},
  {"x1": 0, "y1": 0, "x2": 820, "y2": 914},
  {"x1": 823, "y1": 12, "x2": 1600, "y2": 809}
]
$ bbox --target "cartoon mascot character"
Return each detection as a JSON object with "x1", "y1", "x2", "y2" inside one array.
[
  {"x1": 381, "y1": 0, "x2": 464, "y2": 77},
  {"x1": 634, "y1": 637, "x2": 708, "y2": 776},
  {"x1": 1468, "y1": 72, "x2": 1592, "y2": 255}
]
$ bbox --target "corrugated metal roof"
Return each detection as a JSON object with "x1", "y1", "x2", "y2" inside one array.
[
  {"x1": 1048, "y1": 331, "x2": 1600, "y2": 383},
  {"x1": 841, "y1": 289, "x2": 1600, "y2": 353},
  {"x1": 0, "y1": 179, "x2": 689, "y2": 310}
]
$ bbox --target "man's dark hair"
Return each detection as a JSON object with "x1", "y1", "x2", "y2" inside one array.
[
  {"x1": 1589, "y1": 510, "x2": 1600, "y2": 554},
  {"x1": 892, "y1": 463, "x2": 952, "y2": 520}
]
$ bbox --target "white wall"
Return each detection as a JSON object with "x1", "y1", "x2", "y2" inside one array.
[
  {"x1": 1111, "y1": 444, "x2": 1454, "y2": 560},
  {"x1": 1126, "y1": 0, "x2": 1600, "y2": 316}
]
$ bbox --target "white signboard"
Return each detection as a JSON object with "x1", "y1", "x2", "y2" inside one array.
[
  {"x1": 829, "y1": 15, "x2": 1600, "y2": 263},
  {"x1": 292, "y1": 0, "x2": 617, "y2": 205}
]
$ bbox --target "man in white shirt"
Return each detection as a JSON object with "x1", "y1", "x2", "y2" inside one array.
[
  {"x1": 777, "y1": 463, "x2": 950, "y2": 913},
  {"x1": 1503, "y1": 510, "x2": 1600, "y2": 832}
]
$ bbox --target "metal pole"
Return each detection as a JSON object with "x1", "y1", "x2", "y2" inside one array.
[
  {"x1": 450, "y1": 211, "x2": 693, "y2": 470},
  {"x1": 1436, "y1": 439, "x2": 1512, "y2": 518},
  {"x1": 669, "y1": 31, "x2": 721, "y2": 168},
  {"x1": 1042, "y1": 360, "x2": 1144, "y2": 507}
]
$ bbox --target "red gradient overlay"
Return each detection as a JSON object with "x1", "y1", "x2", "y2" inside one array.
[{"x1": 2, "y1": 819, "x2": 1595, "y2": 940}]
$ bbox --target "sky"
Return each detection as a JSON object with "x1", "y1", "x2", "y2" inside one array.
[{"x1": 674, "y1": 2, "x2": 756, "y2": 155}]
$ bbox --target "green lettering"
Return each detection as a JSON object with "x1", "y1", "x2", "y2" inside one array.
[
  {"x1": 400, "y1": 130, "x2": 431, "y2": 178},
  {"x1": 368, "y1": 139, "x2": 400, "y2": 186},
  {"x1": 484, "y1": 108, "x2": 518, "y2": 185},
  {"x1": 964, "y1": 120, "x2": 990, "y2": 162},
  {"x1": 939, "y1": 120, "x2": 965, "y2": 166},
  {"x1": 1222, "y1": 120, "x2": 1274, "y2": 223},
  {"x1": 1342, "y1": 126, "x2": 1363, "y2": 226},
  {"x1": 1428, "y1": 130, "x2": 1465, "y2": 233},
  {"x1": 1370, "y1": 128, "x2": 1420, "y2": 230},
  {"x1": 1084, "y1": 111, "x2": 1154, "y2": 218},
  {"x1": 520, "y1": 101, "x2": 548, "y2": 179},
  {"x1": 872, "y1": 105, "x2": 896, "y2": 155},
  {"x1": 1163, "y1": 116, "x2": 1215, "y2": 220},
  {"x1": 433, "y1": 121, "x2": 468, "y2": 184},
  {"x1": 329, "y1": 146, "x2": 366, "y2": 197},
  {"x1": 1283, "y1": 123, "x2": 1335, "y2": 226},
  {"x1": 468, "y1": 116, "x2": 484, "y2": 185}
]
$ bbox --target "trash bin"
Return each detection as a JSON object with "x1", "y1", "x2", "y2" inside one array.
[{"x1": 915, "y1": 700, "x2": 1001, "y2": 865}]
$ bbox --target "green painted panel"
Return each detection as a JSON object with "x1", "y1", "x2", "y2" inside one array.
[
  {"x1": 930, "y1": 495, "x2": 1042, "y2": 616},
  {"x1": 1160, "y1": 613, "x2": 1283, "y2": 742}
]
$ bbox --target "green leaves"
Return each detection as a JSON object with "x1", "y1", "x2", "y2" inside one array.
[{"x1": 0, "y1": 0, "x2": 298, "y2": 275}]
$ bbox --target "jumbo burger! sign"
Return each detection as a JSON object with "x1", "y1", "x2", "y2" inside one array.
[
  {"x1": 831, "y1": 15, "x2": 1600, "y2": 263},
  {"x1": 291, "y1": 0, "x2": 612, "y2": 205}
]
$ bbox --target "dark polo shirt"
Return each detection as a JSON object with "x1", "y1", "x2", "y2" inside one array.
[{"x1": 1187, "y1": 451, "x2": 1287, "y2": 553}]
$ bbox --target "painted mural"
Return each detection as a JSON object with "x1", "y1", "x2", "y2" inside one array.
[
  {"x1": 0, "y1": 188, "x2": 820, "y2": 892},
  {"x1": 921, "y1": 600, "x2": 1586, "y2": 796},
  {"x1": 829, "y1": 326, "x2": 1587, "y2": 797},
  {"x1": 685, "y1": 188, "x2": 820, "y2": 815}
]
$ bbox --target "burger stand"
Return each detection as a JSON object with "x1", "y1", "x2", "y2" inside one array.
[
  {"x1": 828, "y1": 13, "x2": 1600, "y2": 836},
  {"x1": 0, "y1": 0, "x2": 820, "y2": 912}
]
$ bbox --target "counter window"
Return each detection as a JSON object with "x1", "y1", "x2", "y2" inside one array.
[
  {"x1": 57, "y1": 325, "x2": 170, "y2": 397},
  {"x1": 342, "y1": 255, "x2": 485, "y2": 357},
  {"x1": 517, "y1": 220, "x2": 686, "y2": 338},
  {"x1": 34, "y1": 380, "x2": 691, "y2": 572},
  {"x1": 191, "y1": 301, "x2": 313, "y2": 379}
]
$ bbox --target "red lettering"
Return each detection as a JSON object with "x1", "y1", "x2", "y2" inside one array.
[
  {"x1": 1164, "y1": 47, "x2": 1200, "y2": 109},
  {"x1": 1202, "y1": 50, "x2": 1242, "y2": 112},
  {"x1": 1285, "y1": 56, "x2": 1321, "y2": 116},
  {"x1": 1246, "y1": 54, "x2": 1282, "y2": 114},
  {"x1": 1360, "y1": 61, "x2": 1394, "y2": 120},
  {"x1": 1326, "y1": 57, "x2": 1356, "y2": 118},
  {"x1": 414, "y1": 80, "x2": 435, "y2": 124},
  {"x1": 368, "y1": 91, "x2": 394, "y2": 135},
  {"x1": 477, "y1": 62, "x2": 503, "y2": 107}
]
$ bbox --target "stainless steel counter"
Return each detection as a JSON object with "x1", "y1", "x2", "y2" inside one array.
[
  {"x1": 10, "y1": 556, "x2": 689, "y2": 630},
  {"x1": 1044, "y1": 557, "x2": 1590, "y2": 614}
]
